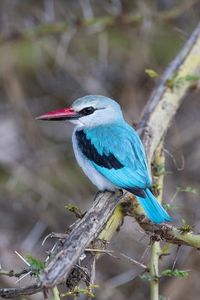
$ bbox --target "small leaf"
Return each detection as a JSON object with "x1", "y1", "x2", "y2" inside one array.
[
  {"x1": 166, "y1": 72, "x2": 178, "y2": 89},
  {"x1": 178, "y1": 219, "x2": 193, "y2": 233},
  {"x1": 61, "y1": 285, "x2": 99, "y2": 298},
  {"x1": 166, "y1": 78, "x2": 174, "y2": 89},
  {"x1": 167, "y1": 73, "x2": 200, "y2": 90},
  {"x1": 184, "y1": 74, "x2": 200, "y2": 82},
  {"x1": 145, "y1": 69, "x2": 159, "y2": 78},
  {"x1": 26, "y1": 255, "x2": 45, "y2": 275},
  {"x1": 65, "y1": 203, "x2": 83, "y2": 218},
  {"x1": 161, "y1": 269, "x2": 189, "y2": 278},
  {"x1": 161, "y1": 243, "x2": 171, "y2": 257},
  {"x1": 176, "y1": 186, "x2": 198, "y2": 195}
]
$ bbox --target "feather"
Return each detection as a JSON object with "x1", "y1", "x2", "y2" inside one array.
[{"x1": 136, "y1": 189, "x2": 171, "y2": 223}]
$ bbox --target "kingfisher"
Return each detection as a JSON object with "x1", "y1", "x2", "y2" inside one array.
[{"x1": 37, "y1": 95, "x2": 171, "y2": 224}]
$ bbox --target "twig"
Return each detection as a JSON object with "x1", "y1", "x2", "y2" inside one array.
[
  {"x1": 85, "y1": 248, "x2": 147, "y2": 270},
  {"x1": 0, "y1": 284, "x2": 42, "y2": 298},
  {"x1": 0, "y1": 269, "x2": 30, "y2": 279},
  {"x1": 172, "y1": 245, "x2": 181, "y2": 270}
]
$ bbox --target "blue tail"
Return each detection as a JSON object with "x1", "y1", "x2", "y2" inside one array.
[{"x1": 136, "y1": 189, "x2": 171, "y2": 224}]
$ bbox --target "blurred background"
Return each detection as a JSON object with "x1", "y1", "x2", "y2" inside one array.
[{"x1": 0, "y1": 1, "x2": 200, "y2": 299}]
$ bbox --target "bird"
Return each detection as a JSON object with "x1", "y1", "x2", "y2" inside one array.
[{"x1": 37, "y1": 95, "x2": 171, "y2": 224}]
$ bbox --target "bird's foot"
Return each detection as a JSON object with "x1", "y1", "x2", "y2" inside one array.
[{"x1": 94, "y1": 190, "x2": 102, "y2": 199}]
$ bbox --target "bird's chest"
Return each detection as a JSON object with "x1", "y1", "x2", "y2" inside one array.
[{"x1": 72, "y1": 130, "x2": 116, "y2": 191}]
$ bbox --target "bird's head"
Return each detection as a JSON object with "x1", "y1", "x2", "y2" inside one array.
[{"x1": 36, "y1": 95, "x2": 124, "y2": 128}]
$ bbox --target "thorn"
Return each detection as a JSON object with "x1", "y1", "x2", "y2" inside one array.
[
  {"x1": 15, "y1": 271, "x2": 32, "y2": 284},
  {"x1": 172, "y1": 245, "x2": 181, "y2": 270},
  {"x1": 15, "y1": 251, "x2": 31, "y2": 267},
  {"x1": 42, "y1": 233, "x2": 53, "y2": 246}
]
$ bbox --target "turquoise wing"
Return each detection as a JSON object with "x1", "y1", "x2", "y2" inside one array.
[{"x1": 81, "y1": 123, "x2": 151, "y2": 190}]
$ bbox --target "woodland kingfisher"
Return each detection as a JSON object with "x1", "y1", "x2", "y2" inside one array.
[{"x1": 37, "y1": 95, "x2": 171, "y2": 224}]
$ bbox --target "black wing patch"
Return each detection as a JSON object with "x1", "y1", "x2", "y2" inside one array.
[
  {"x1": 126, "y1": 188, "x2": 146, "y2": 198},
  {"x1": 76, "y1": 130, "x2": 123, "y2": 170}
]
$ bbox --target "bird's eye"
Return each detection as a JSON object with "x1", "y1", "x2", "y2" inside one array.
[{"x1": 79, "y1": 106, "x2": 95, "y2": 116}]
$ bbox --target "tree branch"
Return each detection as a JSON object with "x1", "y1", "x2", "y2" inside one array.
[
  {"x1": 149, "y1": 144, "x2": 164, "y2": 300},
  {"x1": 40, "y1": 191, "x2": 122, "y2": 287},
  {"x1": 139, "y1": 22, "x2": 200, "y2": 161},
  {"x1": 0, "y1": 284, "x2": 42, "y2": 298}
]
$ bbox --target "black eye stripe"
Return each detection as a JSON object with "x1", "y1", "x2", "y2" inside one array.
[{"x1": 79, "y1": 106, "x2": 96, "y2": 116}]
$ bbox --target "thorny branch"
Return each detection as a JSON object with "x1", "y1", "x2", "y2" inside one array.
[{"x1": 0, "y1": 23, "x2": 200, "y2": 298}]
